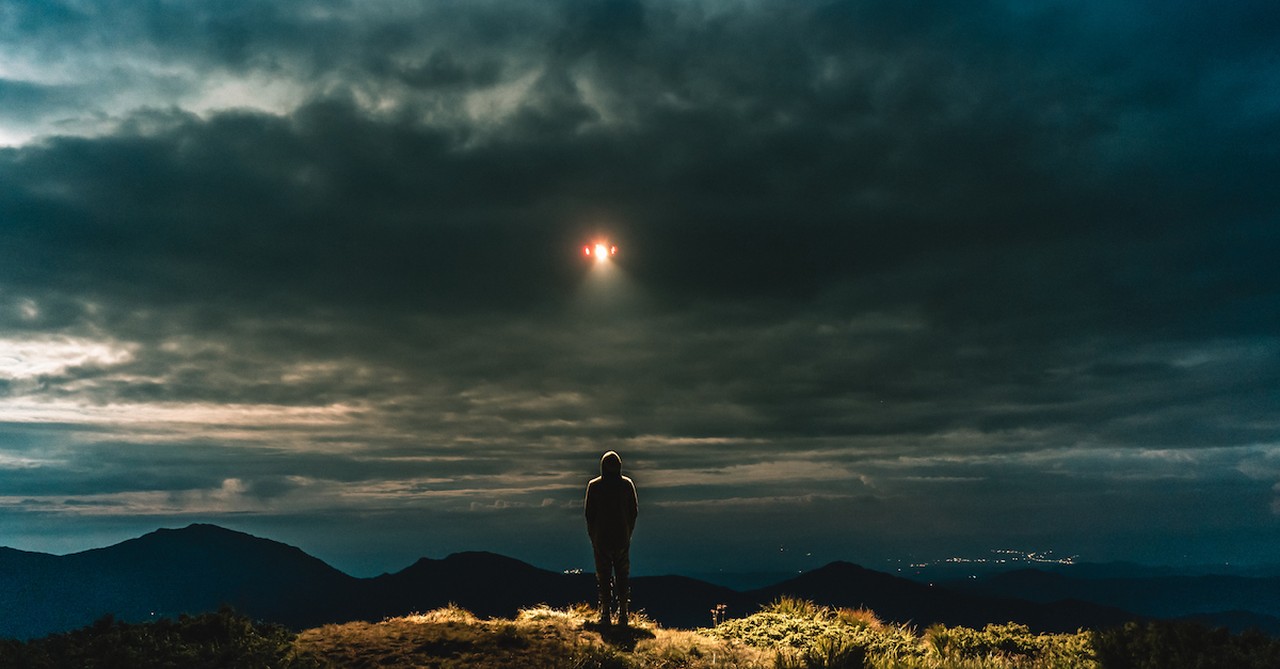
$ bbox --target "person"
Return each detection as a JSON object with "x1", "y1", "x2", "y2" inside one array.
[{"x1": 584, "y1": 450, "x2": 638, "y2": 626}]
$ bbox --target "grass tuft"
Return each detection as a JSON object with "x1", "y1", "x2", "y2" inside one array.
[
  {"x1": 394, "y1": 602, "x2": 481, "y2": 625},
  {"x1": 835, "y1": 609, "x2": 883, "y2": 631},
  {"x1": 519, "y1": 603, "x2": 596, "y2": 625},
  {"x1": 762, "y1": 597, "x2": 831, "y2": 620}
]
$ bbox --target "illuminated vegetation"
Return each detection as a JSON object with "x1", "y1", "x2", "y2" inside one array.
[
  {"x1": 4, "y1": 599, "x2": 1280, "y2": 668},
  {"x1": 705, "y1": 598, "x2": 1096, "y2": 669}
]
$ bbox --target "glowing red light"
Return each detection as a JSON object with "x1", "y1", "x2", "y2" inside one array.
[{"x1": 584, "y1": 240, "x2": 618, "y2": 262}]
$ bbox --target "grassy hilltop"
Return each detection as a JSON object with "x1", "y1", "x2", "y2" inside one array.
[
  {"x1": 5, "y1": 598, "x2": 1280, "y2": 669},
  {"x1": 292, "y1": 599, "x2": 1094, "y2": 669}
]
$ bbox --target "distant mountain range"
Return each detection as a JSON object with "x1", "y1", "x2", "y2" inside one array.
[
  {"x1": 944, "y1": 569, "x2": 1280, "y2": 634},
  {"x1": 2, "y1": 524, "x2": 1274, "y2": 640}
]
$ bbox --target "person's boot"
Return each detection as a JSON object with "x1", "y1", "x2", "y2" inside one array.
[
  {"x1": 597, "y1": 579, "x2": 613, "y2": 626},
  {"x1": 616, "y1": 577, "x2": 630, "y2": 627}
]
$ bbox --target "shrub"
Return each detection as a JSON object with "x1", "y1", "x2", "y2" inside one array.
[
  {"x1": 774, "y1": 636, "x2": 868, "y2": 669},
  {"x1": 0, "y1": 607, "x2": 315, "y2": 669},
  {"x1": 398, "y1": 603, "x2": 481, "y2": 625},
  {"x1": 711, "y1": 600, "x2": 1103, "y2": 668},
  {"x1": 1090, "y1": 621, "x2": 1280, "y2": 669},
  {"x1": 520, "y1": 602, "x2": 596, "y2": 625},
  {"x1": 835, "y1": 609, "x2": 882, "y2": 630},
  {"x1": 925, "y1": 623, "x2": 1037, "y2": 659},
  {"x1": 572, "y1": 643, "x2": 636, "y2": 669},
  {"x1": 763, "y1": 598, "x2": 831, "y2": 620},
  {"x1": 708, "y1": 599, "x2": 922, "y2": 664},
  {"x1": 924, "y1": 621, "x2": 1097, "y2": 667}
]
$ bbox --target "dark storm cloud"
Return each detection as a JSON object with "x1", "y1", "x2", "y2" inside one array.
[
  {"x1": 0, "y1": 79, "x2": 85, "y2": 124},
  {"x1": 6, "y1": 1, "x2": 1276, "y2": 307},
  {"x1": 2, "y1": 0, "x2": 1279, "y2": 572}
]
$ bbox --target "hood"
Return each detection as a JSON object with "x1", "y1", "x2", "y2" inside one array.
[{"x1": 600, "y1": 451, "x2": 622, "y2": 476}]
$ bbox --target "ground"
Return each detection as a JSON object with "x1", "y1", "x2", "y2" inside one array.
[
  {"x1": 294, "y1": 603, "x2": 774, "y2": 668},
  {"x1": 291, "y1": 600, "x2": 1101, "y2": 669}
]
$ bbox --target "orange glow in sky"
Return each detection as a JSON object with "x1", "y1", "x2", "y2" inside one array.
[{"x1": 585, "y1": 242, "x2": 617, "y2": 261}]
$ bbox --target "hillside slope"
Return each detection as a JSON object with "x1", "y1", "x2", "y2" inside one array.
[
  {"x1": 10, "y1": 603, "x2": 1280, "y2": 669},
  {"x1": 750, "y1": 562, "x2": 1135, "y2": 632},
  {"x1": 948, "y1": 568, "x2": 1280, "y2": 617},
  {"x1": 0, "y1": 524, "x2": 1143, "y2": 639},
  {"x1": 0, "y1": 524, "x2": 363, "y2": 639}
]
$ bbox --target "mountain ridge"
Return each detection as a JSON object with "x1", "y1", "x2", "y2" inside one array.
[
  {"x1": 945, "y1": 567, "x2": 1280, "y2": 633},
  {"x1": 0, "y1": 524, "x2": 1267, "y2": 640}
]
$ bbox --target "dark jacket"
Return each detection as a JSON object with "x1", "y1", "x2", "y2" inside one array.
[{"x1": 584, "y1": 451, "x2": 638, "y2": 550}]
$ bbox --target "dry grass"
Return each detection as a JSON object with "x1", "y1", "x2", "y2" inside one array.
[
  {"x1": 397, "y1": 602, "x2": 482, "y2": 625},
  {"x1": 835, "y1": 608, "x2": 884, "y2": 630},
  {"x1": 293, "y1": 601, "x2": 1100, "y2": 669},
  {"x1": 636, "y1": 628, "x2": 773, "y2": 668},
  {"x1": 294, "y1": 604, "x2": 772, "y2": 669},
  {"x1": 295, "y1": 615, "x2": 569, "y2": 669}
]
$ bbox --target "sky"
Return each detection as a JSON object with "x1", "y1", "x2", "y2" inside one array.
[{"x1": 2, "y1": 0, "x2": 1279, "y2": 579}]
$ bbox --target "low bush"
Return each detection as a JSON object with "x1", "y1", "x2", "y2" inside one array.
[
  {"x1": 707, "y1": 598, "x2": 923, "y2": 663},
  {"x1": 924, "y1": 622, "x2": 1094, "y2": 667},
  {"x1": 775, "y1": 636, "x2": 867, "y2": 669},
  {"x1": 0, "y1": 607, "x2": 315, "y2": 669},
  {"x1": 1090, "y1": 621, "x2": 1280, "y2": 669}
]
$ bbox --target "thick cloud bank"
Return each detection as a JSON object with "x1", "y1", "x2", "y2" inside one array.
[{"x1": 1, "y1": 0, "x2": 1278, "y2": 574}]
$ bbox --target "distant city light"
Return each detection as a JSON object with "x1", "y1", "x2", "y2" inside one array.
[{"x1": 904, "y1": 549, "x2": 1079, "y2": 572}]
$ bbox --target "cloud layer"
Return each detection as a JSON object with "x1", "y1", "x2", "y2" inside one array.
[{"x1": 2, "y1": 0, "x2": 1279, "y2": 574}]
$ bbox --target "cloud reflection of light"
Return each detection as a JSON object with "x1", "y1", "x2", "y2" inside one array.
[
  {"x1": 0, "y1": 397, "x2": 361, "y2": 428},
  {"x1": 0, "y1": 336, "x2": 136, "y2": 379}
]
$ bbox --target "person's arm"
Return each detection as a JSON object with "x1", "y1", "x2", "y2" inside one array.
[
  {"x1": 584, "y1": 481, "x2": 597, "y2": 539},
  {"x1": 626, "y1": 479, "x2": 638, "y2": 533}
]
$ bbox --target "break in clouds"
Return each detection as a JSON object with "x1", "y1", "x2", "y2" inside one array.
[{"x1": 1, "y1": 0, "x2": 1279, "y2": 574}]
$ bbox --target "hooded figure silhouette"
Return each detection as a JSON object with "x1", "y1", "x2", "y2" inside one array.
[{"x1": 584, "y1": 450, "x2": 638, "y2": 626}]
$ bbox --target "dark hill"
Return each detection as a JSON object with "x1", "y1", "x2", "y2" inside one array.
[
  {"x1": 947, "y1": 568, "x2": 1280, "y2": 634},
  {"x1": 748, "y1": 561, "x2": 1134, "y2": 633},
  {"x1": 369, "y1": 552, "x2": 747, "y2": 629},
  {"x1": 0, "y1": 524, "x2": 362, "y2": 639},
  {"x1": 370, "y1": 551, "x2": 597, "y2": 619},
  {"x1": 629, "y1": 575, "x2": 750, "y2": 629},
  {"x1": 0, "y1": 524, "x2": 1150, "y2": 640}
]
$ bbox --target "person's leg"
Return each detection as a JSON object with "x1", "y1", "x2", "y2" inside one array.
[
  {"x1": 614, "y1": 547, "x2": 631, "y2": 626},
  {"x1": 592, "y1": 544, "x2": 614, "y2": 625}
]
